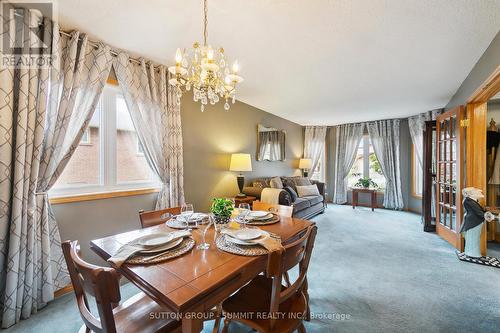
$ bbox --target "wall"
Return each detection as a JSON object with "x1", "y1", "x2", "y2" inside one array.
[
  {"x1": 54, "y1": 95, "x2": 303, "y2": 263},
  {"x1": 325, "y1": 119, "x2": 415, "y2": 211},
  {"x1": 446, "y1": 31, "x2": 500, "y2": 109}
]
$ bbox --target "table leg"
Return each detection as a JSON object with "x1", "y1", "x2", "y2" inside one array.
[
  {"x1": 352, "y1": 191, "x2": 357, "y2": 209},
  {"x1": 182, "y1": 318, "x2": 203, "y2": 333},
  {"x1": 371, "y1": 192, "x2": 376, "y2": 211}
]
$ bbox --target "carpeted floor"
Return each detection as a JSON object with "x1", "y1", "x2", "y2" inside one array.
[{"x1": 4, "y1": 205, "x2": 500, "y2": 333}]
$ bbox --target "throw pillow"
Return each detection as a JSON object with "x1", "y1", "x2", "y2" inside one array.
[
  {"x1": 253, "y1": 180, "x2": 267, "y2": 188},
  {"x1": 296, "y1": 184, "x2": 320, "y2": 197},
  {"x1": 270, "y1": 176, "x2": 284, "y2": 189},
  {"x1": 284, "y1": 186, "x2": 298, "y2": 202},
  {"x1": 294, "y1": 177, "x2": 312, "y2": 186}
]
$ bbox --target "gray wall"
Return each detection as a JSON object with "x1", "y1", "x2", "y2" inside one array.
[
  {"x1": 325, "y1": 119, "x2": 416, "y2": 211},
  {"x1": 54, "y1": 95, "x2": 303, "y2": 263},
  {"x1": 446, "y1": 31, "x2": 500, "y2": 109}
]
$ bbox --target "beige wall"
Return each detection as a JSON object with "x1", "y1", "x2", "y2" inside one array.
[
  {"x1": 181, "y1": 93, "x2": 303, "y2": 211},
  {"x1": 54, "y1": 94, "x2": 303, "y2": 263}
]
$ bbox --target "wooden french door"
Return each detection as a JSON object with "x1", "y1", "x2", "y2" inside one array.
[{"x1": 435, "y1": 106, "x2": 465, "y2": 250}]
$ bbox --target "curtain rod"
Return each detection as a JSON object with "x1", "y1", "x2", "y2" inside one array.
[{"x1": 58, "y1": 30, "x2": 163, "y2": 70}]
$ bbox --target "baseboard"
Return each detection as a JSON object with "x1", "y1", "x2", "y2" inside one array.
[{"x1": 54, "y1": 284, "x2": 73, "y2": 298}]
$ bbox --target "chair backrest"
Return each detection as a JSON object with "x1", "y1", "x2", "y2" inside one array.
[
  {"x1": 139, "y1": 206, "x2": 181, "y2": 228},
  {"x1": 62, "y1": 240, "x2": 122, "y2": 333},
  {"x1": 252, "y1": 201, "x2": 293, "y2": 218},
  {"x1": 266, "y1": 225, "x2": 317, "y2": 329}
]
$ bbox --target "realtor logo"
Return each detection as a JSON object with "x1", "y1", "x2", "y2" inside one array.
[{"x1": 0, "y1": 0, "x2": 56, "y2": 68}]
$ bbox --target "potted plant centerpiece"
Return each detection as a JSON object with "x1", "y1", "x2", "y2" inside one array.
[
  {"x1": 210, "y1": 198, "x2": 234, "y2": 224},
  {"x1": 354, "y1": 177, "x2": 378, "y2": 189}
]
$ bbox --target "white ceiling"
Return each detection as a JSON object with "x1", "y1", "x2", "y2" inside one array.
[{"x1": 57, "y1": 0, "x2": 500, "y2": 125}]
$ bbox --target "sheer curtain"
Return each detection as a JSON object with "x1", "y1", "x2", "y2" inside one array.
[
  {"x1": 304, "y1": 126, "x2": 327, "y2": 178},
  {"x1": 333, "y1": 123, "x2": 365, "y2": 204},
  {"x1": 0, "y1": 10, "x2": 113, "y2": 327},
  {"x1": 367, "y1": 120, "x2": 404, "y2": 210},
  {"x1": 113, "y1": 53, "x2": 185, "y2": 209},
  {"x1": 257, "y1": 131, "x2": 285, "y2": 161}
]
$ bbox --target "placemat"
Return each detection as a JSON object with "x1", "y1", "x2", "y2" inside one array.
[
  {"x1": 242, "y1": 214, "x2": 281, "y2": 226},
  {"x1": 127, "y1": 237, "x2": 195, "y2": 264},
  {"x1": 216, "y1": 234, "x2": 270, "y2": 256}
]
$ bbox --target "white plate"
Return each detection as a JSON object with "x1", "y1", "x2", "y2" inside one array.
[
  {"x1": 137, "y1": 232, "x2": 180, "y2": 247},
  {"x1": 139, "y1": 238, "x2": 183, "y2": 254},
  {"x1": 227, "y1": 228, "x2": 266, "y2": 241},
  {"x1": 226, "y1": 234, "x2": 269, "y2": 246},
  {"x1": 248, "y1": 211, "x2": 271, "y2": 218}
]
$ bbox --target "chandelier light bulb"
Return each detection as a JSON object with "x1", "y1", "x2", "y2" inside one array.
[
  {"x1": 175, "y1": 48, "x2": 183, "y2": 65},
  {"x1": 232, "y1": 61, "x2": 239, "y2": 73},
  {"x1": 207, "y1": 48, "x2": 214, "y2": 62}
]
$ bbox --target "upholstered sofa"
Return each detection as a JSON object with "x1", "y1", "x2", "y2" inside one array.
[{"x1": 242, "y1": 176, "x2": 325, "y2": 219}]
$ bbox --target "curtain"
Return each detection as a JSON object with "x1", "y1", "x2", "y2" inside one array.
[
  {"x1": 367, "y1": 120, "x2": 404, "y2": 210},
  {"x1": 333, "y1": 123, "x2": 365, "y2": 204},
  {"x1": 303, "y1": 126, "x2": 327, "y2": 178},
  {"x1": 257, "y1": 131, "x2": 285, "y2": 161},
  {"x1": 113, "y1": 53, "x2": 185, "y2": 209},
  {"x1": 408, "y1": 109, "x2": 441, "y2": 218},
  {"x1": 0, "y1": 7, "x2": 113, "y2": 326}
]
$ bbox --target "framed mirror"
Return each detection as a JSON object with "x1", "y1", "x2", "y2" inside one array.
[{"x1": 256, "y1": 124, "x2": 286, "y2": 161}]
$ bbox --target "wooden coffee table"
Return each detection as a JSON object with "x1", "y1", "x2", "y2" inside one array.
[{"x1": 351, "y1": 187, "x2": 378, "y2": 211}]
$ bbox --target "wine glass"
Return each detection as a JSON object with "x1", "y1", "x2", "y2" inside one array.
[
  {"x1": 238, "y1": 203, "x2": 251, "y2": 228},
  {"x1": 197, "y1": 214, "x2": 213, "y2": 250},
  {"x1": 181, "y1": 203, "x2": 194, "y2": 230}
]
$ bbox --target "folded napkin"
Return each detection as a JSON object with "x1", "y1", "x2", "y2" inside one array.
[{"x1": 108, "y1": 230, "x2": 191, "y2": 267}]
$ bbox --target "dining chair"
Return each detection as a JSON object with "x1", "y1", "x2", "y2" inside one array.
[
  {"x1": 139, "y1": 206, "x2": 181, "y2": 228},
  {"x1": 252, "y1": 201, "x2": 293, "y2": 218},
  {"x1": 62, "y1": 240, "x2": 181, "y2": 333},
  {"x1": 220, "y1": 224, "x2": 317, "y2": 333}
]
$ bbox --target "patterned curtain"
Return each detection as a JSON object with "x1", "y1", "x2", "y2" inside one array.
[
  {"x1": 303, "y1": 126, "x2": 327, "y2": 178},
  {"x1": 0, "y1": 8, "x2": 113, "y2": 326},
  {"x1": 367, "y1": 120, "x2": 404, "y2": 210},
  {"x1": 333, "y1": 123, "x2": 365, "y2": 204},
  {"x1": 113, "y1": 53, "x2": 185, "y2": 209}
]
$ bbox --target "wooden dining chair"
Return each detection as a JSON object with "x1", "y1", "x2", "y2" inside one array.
[
  {"x1": 221, "y1": 224, "x2": 317, "y2": 333},
  {"x1": 252, "y1": 201, "x2": 293, "y2": 218},
  {"x1": 139, "y1": 207, "x2": 181, "y2": 228},
  {"x1": 62, "y1": 240, "x2": 181, "y2": 333}
]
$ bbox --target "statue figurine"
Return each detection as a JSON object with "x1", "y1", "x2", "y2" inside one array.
[{"x1": 460, "y1": 187, "x2": 496, "y2": 258}]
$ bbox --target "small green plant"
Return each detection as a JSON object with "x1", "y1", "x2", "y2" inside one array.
[
  {"x1": 210, "y1": 198, "x2": 234, "y2": 218},
  {"x1": 354, "y1": 177, "x2": 378, "y2": 189}
]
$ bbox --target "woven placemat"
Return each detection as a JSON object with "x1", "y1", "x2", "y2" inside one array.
[
  {"x1": 127, "y1": 237, "x2": 195, "y2": 264},
  {"x1": 215, "y1": 234, "x2": 269, "y2": 256},
  {"x1": 243, "y1": 214, "x2": 280, "y2": 226}
]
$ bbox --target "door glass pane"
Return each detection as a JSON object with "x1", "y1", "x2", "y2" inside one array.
[
  {"x1": 115, "y1": 95, "x2": 155, "y2": 184},
  {"x1": 450, "y1": 209, "x2": 456, "y2": 229},
  {"x1": 450, "y1": 116, "x2": 456, "y2": 138}
]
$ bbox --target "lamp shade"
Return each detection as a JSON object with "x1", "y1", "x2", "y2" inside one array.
[
  {"x1": 229, "y1": 153, "x2": 252, "y2": 172},
  {"x1": 299, "y1": 158, "x2": 312, "y2": 169}
]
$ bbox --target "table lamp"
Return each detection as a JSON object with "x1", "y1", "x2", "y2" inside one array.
[
  {"x1": 299, "y1": 158, "x2": 312, "y2": 177},
  {"x1": 230, "y1": 153, "x2": 252, "y2": 197}
]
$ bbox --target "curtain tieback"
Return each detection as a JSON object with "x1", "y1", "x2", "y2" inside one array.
[{"x1": 35, "y1": 191, "x2": 48, "y2": 196}]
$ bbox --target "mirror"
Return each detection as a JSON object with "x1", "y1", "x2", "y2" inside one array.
[{"x1": 256, "y1": 124, "x2": 286, "y2": 161}]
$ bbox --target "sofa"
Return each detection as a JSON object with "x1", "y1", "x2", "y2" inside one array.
[{"x1": 242, "y1": 176, "x2": 326, "y2": 219}]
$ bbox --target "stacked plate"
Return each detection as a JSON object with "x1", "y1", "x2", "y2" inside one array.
[
  {"x1": 239, "y1": 211, "x2": 280, "y2": 225},
  {"x1": 136, "y1": 232, "x2": 188, "y2": 255},
  {"x1": 224, "y1": 228, "x2": 270, "y2": 246}
]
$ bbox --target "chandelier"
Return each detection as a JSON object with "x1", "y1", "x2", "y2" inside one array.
[{"x1": 168, "y1": 0, "x2": 243, "y2": 112}]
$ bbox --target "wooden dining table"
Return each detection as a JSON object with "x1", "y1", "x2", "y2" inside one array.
[{"x1": 90, "y1": 216, "x2": 314, "y2": 333}]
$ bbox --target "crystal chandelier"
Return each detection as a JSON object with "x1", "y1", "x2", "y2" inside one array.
[{"x1": 168, "y1": 0, "x2": 243, "y2": 112}]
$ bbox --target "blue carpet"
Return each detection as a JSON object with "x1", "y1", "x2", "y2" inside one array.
[{"x1": 4, "y1": 206, "x2": 500, "y2": 332}]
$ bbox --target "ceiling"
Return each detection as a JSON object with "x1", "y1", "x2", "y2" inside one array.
[{"x1": 57, "y1": 0, "x2": 500, "y2": 125}]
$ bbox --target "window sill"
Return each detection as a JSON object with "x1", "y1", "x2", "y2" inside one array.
[{"x1": 49, "y1": 187, "x2": 160, "y2": 205}]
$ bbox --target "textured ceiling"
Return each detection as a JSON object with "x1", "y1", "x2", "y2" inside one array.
[{"x1": 57, "y1": 0, "x2": 500, "y2": 125}]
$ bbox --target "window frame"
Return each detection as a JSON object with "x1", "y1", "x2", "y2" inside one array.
[
  {"x1": 347, "y1": 135, "x2": 385, "y2": 192},
  {"x1": 49, "y1": 83, "x2": 160, "y2": 199},
  {"x1": 411, "y1": 144, "x2": 423, "y2": 198}
]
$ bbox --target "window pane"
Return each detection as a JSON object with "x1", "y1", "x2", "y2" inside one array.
[
  {"x1": 53, "y1": 107, "x2": 101, "y2": 188},
  {"x1": 368, "y1": 141, "x2": 385, "y2": 189},
  {"x1": 116, "y1": 95, "x2": 155, "y2": 184}
]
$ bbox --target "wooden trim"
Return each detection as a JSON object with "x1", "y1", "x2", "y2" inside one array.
[
  {"x1": 54, "y1": 284, "x2": 73, "y2": 298},
  {"x1": 468, "y1": 65, "x2": 500, "y2": 103},
  {"x1": 49, "y1": 188, "x2": 160, "y2": 205},
  {"x1": 107, "y1": 78, "x2": 119, "y2": 86},
  {"x1": 410, "y1": 144, "x2": 423, "y2": 199}
]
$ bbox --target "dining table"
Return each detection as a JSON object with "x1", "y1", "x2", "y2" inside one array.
[{"x1": 90, "y1": 215, "x2": 315, "y2": 333}]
